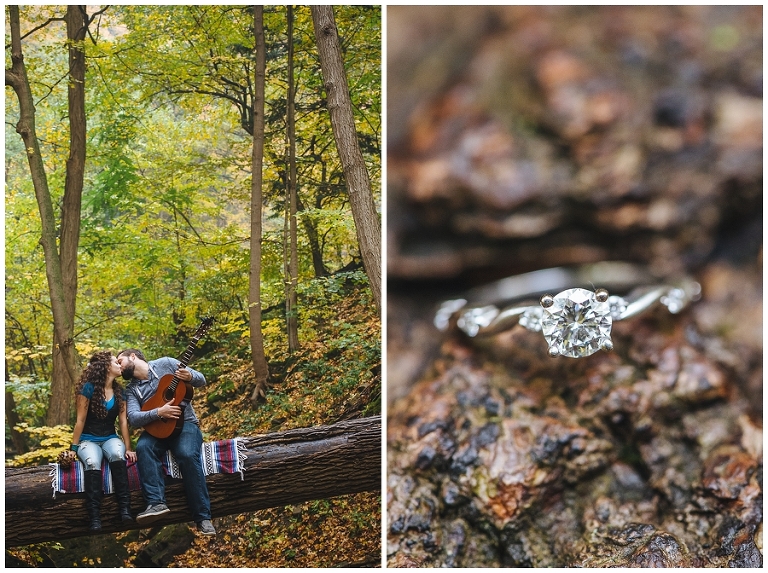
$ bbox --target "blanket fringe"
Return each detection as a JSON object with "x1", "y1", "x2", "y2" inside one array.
[
  {"x1": 48, "y1": 463, "x2": 59, "y2": 499},
  {"x1": 234, "y1": 437, "x2": 247, "y2": 480}
]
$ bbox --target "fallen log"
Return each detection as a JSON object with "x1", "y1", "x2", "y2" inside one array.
[{"x1": 5, "y1": 416, "x2": 381, "y2": 547}]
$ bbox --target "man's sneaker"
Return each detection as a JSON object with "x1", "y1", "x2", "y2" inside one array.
[
  {"x1": 197, "y1": 520, "x2": 216, "y2": 536},
  {"x1": 136, "y1": 503, "x2": 171, "y2": 525}
]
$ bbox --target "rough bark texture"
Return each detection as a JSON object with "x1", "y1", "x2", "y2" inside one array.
[
  {"x1": 6, "y1": 416, "x2": 381, "y2": 547},
  {"x1": 387, "y1": 6, "x2": 761, "y2": 568},
  {"x1": 249, "y1": 5, "x2": 271, "y2": 404},
  {"x1": 312, "y1": 5, "x2": 382, "y2": 313}
]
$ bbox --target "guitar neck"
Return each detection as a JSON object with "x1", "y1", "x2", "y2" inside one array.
[
  {"x1": 178, "y1": 341, "x2": 198, "y2": 370},
  {"x1": 165, "y1": 318, "x2": 213, "y2": 394},
  {"x1": 169, "y1": 335, "x2": 203, "y2": 391}
]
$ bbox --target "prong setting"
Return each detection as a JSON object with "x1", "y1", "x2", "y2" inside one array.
[
  {"x1": 599, "y1": 338, "x2": 614, "y2": 352},
  {"x1": 595, "y1": 288, "x2": 609, "y2": 302},
  {"x1": 547, "y1": 346, "x2": 559, "y2": 357},
  {"x1": 540, "y1": 294, "x2": 554, "y2": 308}
]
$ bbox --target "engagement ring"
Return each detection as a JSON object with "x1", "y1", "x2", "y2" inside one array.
[{"x1": 435, "y1": 262, "x2": 701, "y2": 358}]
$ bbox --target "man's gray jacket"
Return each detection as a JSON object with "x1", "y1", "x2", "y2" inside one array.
[{"x1": 125, "y1": 357, "x2": 206, "y2": 428}]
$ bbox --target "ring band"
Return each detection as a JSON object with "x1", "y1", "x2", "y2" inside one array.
[{"x1": 434, "y1": 262, "x2": 701, "y2": 358}]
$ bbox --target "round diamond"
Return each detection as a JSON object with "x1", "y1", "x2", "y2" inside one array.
[{"x1": 540, "y1": 288, "x2": 612, "y2": 358}]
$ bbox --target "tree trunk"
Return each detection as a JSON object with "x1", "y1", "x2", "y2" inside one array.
[
  {"x1": 5, "y1": 416, "x2": 381, "y2": 547},
  {"x1": 297, "y1": 164, "x2": 329, "y2": 278},
  {"x1": 285, "y1": 5, "x2": 300, "y2": 352},
  {"x1": 5, "y1": 6, "x2": 83, "y2": 425},
  {"x1": 249, "y1": 5, "x2": 271, "y2": 404},
  {"x1": 311, "y1": 6, "x2": 381, "y2": 313},
  {"x1": 5, "y1": 390, "x2": 29, "y2": 455},
  {"x1": 51, "y1": 6, "x2": 88, "y2": 425},
  {"x1": 298, "y1": 200, "x2": 329, "y2": 278}
]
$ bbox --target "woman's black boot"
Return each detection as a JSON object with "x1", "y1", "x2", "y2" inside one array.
[
  {"x1": 83, "y1": 469, "x2": 103, "y2": 532},
  {"x1": 109, "y1": 460, "x2": 134, "y2": 522}
]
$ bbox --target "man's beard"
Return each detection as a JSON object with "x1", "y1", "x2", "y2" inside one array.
[{"x1": 121, "y1": 359, "x2": 136, "y2": 380}]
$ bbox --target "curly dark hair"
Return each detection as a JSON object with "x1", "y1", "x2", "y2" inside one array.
[{"x1": 75, "y1": 350, "x2": 124, "y2": 419}]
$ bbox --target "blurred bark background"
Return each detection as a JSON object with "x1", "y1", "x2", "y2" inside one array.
[{"x1": 386, "y1": 6, "x2": 762, "y2": 567}]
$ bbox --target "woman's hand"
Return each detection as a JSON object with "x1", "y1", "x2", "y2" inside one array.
[
  {"x1": 58, "y1": 450, "x2": 77, "y2": 467},
  {"x1": 125, "y1": 450, "x2": 137, "y2": 463}
]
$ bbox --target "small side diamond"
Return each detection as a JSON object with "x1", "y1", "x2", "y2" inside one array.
[
  {"x1": 660, "y1": 288, "x2": 686, "y2": 314},
  {"x1": 457, "y1": 306, "x2": 499, "y2": 337},
  {"x1": 519, "y1": 306, "x2": 544, "y2": 332},
  {"x1": 608, "y1": 296, "x2": 628, "y2": 320},
  {"x1": 434, "y1": 299, "x2": 467, "y2": 331}
]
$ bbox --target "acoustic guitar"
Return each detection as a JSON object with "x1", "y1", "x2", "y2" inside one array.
[{"x1": 141, "y1": 317, "x2": 214, "y2": 439}]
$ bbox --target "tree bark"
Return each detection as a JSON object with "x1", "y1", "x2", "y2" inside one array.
[
  {"x1": 285, "y1": 5, "x2": 300, "y2": 353},
  {"x1": 249, "y1": 5, "x2": 271, "y2": 404},
  {"x1": 311, "y1": 6, "x2": 381, "y2": 313},
  {"x1": 5, "y1": 6, "x2": 84, "y2": 425},
  {"x1": 5, "y1": 416, "x2": 381, "y2": 547}
]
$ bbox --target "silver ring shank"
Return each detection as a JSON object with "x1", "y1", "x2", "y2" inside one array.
[
  {"x1": 463, "y1": 262, "x2": 655, "y2": 306},
  {"x1": 435, "y1": 263, "x2": 701, "y2": 337}
]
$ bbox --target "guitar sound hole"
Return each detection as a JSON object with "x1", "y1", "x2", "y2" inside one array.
[{"x1": 164, "y1": 390, "x2": 175, "y2": 402}]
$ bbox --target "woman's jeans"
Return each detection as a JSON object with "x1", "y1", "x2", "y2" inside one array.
[
  {"x1": 77, "y1": 437, "x2": 126, "y2": 471},
  {"x1": 135, "y1": 422, "x2": 211, "y2": 522}
]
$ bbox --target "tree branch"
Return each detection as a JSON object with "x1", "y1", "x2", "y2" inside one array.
[{"x1": 4, "y1": 16, "x2": 66, "y2": 51}]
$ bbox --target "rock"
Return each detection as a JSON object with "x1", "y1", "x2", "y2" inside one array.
[
  {"x1": 630, "y1": 532, "x2": 687, "y2": 567},
  {"x1": 702, "y1": 445, "x2": 758, "y2": 501}
]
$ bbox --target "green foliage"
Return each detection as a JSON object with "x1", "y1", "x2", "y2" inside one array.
[
  {"x1": 5, "y1": 374, "x2": 50, "y2": 425},
  {"x1": 8, "y1": 424, "x2": 72, "y2": 467},
  {"x1": 301, "y1": 320, "x2": 379, "y2": 398},
  {"x1": 6, "y1": 5, "x2": 381, "y2": 363},
  {"x1": 5, "y1": 2, "x2": 380, "y2": 475}
]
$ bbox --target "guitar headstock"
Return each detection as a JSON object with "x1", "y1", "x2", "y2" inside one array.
[{"x1": 194, "y1": 317, "x2": 215, "y2": 339}]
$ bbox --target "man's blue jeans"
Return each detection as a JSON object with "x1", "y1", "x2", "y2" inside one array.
[{"x1": 135, "y1": 422, "x2": 211, "y2": 522}]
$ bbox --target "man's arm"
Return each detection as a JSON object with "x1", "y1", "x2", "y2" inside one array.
[
  {"x1": 183, "y1": 363, "x2": 206, "y2": 388},
  {"x1": 125, "y1": 385, "x2": 162, "y2": 428},
  {"x1": 157, "y1": 357, "x2": 206, "y2": 388}
]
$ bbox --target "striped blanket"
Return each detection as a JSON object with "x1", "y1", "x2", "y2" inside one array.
[{"x1": 49, "y1": 438, "x2": 246, "y2": 498}]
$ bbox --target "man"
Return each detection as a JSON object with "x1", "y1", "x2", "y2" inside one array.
[{"x1": 117, "y1": 348, "x2": 216, "y2": 536}]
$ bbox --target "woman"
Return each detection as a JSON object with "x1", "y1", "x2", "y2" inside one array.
[{"x1": 66, "y1": 351, "x2": 137, "y2": 531}]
